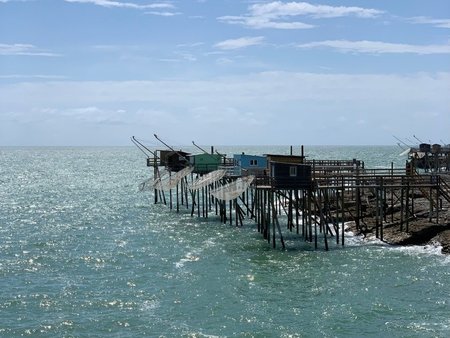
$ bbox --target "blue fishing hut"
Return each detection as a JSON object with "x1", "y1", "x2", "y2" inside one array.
[{"x1": 233, "y1": 153, "x2": 267, "y2": 176}]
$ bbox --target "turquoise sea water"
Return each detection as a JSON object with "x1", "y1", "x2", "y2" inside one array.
[{"x1": 1, "y1": 146, "x2": 449, "y2": 337}]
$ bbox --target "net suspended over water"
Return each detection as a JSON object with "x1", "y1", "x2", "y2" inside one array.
[
  {"x1": 154, "y1": 167, "x2": 193, "y2": 191},
  {"x1": 139, "y1": 169, "x2": 169, "y2": 192},
  {"x1": 189, "y1": 169, "x2": 227, "y2": 191},
  {"x1": 210, "y1": 175, "x2": 255, "y2": 201},
  {"x1": 138, "y1": 177, "x2": 153, "y2": 192}
]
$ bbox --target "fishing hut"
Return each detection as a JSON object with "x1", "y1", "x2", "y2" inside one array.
[
  {"x1": 157, "y1": 150, "x2": 190, "y2": 171},
  {"x1": 189, "y1": 152, "x2": 223, "y2": 174},
  {"x1": 233, "y1": 153, "x2": 267, "y2": 176},
  {"x1": 408, "y1": 143, "x2": 450, "y2": 173}
]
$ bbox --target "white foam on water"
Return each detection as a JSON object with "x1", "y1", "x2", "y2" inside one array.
[
  {"x1": 140, "y1": 299, "x2": 160, "y2": 313},
  {"x1": 175, "y1": 251, "x2": 201, "y2": 269},
  {"x1": 388, "y1": 241, "x2": 450, "y2": 262}
]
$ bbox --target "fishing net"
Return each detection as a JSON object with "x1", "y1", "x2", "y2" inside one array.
[
  {"x1": 152, "y1": 169, "x2": 170, "y2": 191},
  {"x1": 189, "y1": 169, "x2": 227, "y2": 191},
  {"x1": 138, "y1": 168, "x2": 169, "y2": 192},
  {"x1": 210, "y1": 175, "x2": 255, "y2": 201},
  {"x1": 138, "y1": 177, "x2": 153, "y2": 192},
  {"x1": 154, "y1": 167, "x2": 193, "y2": 191}
]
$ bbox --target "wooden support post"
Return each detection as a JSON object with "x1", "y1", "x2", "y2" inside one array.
[
  {"x1": 310, "y1": 190, "x2": 317, "y2": 249},
  {"x1": 295, "y1": 190, "x2": 299, "y2": 234},
  {"x1": 406, "y1": 180, "x2": 410, "y2": 233},
  {"x1": 205, "y1": 185, "x2": 209, "y2": 218},
  {"x1": 271, "y1": 191, "x2": 285, "y2": 250},
  {"x1": 309, "y1": 191, "x2": 313, "y2": 242},
  {"x1": 223, "y1": 200, "x2": 227, "y2": 224},
  {"x1": 436, "y1": 178, "x2": 440, "y2": 224},
  {"x1": 250, "y1": 188, "x2": 254, "y2": 218},
  {"x1": 301, "y1": 190, "x2": 306, "y2": 238},
  {"x1": 180, "y1": 177, "x2": 184, "y2": 206},
  {"x1": 380, "y1": 178, "x2": 384, "y2": 241},
  {"x1": 202, "y1": 186, "x2": 205, "y2": 217},
  {"x1": 263, "y1": 190, "x2": 267, "y2": 238},
  {"x1": 190, "y1": 191, "x2": 196, "y2": 217},
  {"x1": 288, "y1": 189, "x2": 293, "y2": 231},
  {"x1": 390, "y1": 162, "x2": 394, "y2": 223},
  {"x1": 154, "y1": 165, "x2": 158, "y2": 204},
  {"x1": 319, "y1": 190, "x2": 329, "y2": 251},
  {"x1": 255, "y1": 190, "x2": 260, "y2": 232},
  {"x1": 197, "y1": 188, "x2": 200, "y2": 217},
  {"x1": 162, "y1": 188, "x2": 166, "y2": 206},
  {"x1": 400, "y1": 177, "x2": 404, "y2": 232},
  {"x1": 265, "y1": 190, "x2": 270, "y2": 243},
  {"x1": 356, "y1": 177, "x2": 361, "y2": 231},
  {"x1": 429, "y1": 176, "x2": 433, "y2": 223},
  {"x1": 235, "y1": 200, "x2": 238, "y2": 226},
  {"x1": 336, "y1": 189, "x2": 340, "y2": 245},
  {"x1": 185, "y1": 177, "x2": 189, "y2": 209},
  {"x1": 176, "y1": 183, "x2": 179, "y2": 212},
  {"x1": 229, "y1": 200, "x2": 232, "y2": 226},
  {"x1": 341, "y1": 180, "x2": 345, "y2": 246},
  {"x1": 271, "y1": 191, "x2": 276, "y2": 248}
]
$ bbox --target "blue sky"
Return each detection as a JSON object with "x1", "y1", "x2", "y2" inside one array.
[{"x1": 1, "y1": 0, "x2": 449, "y2": 146}]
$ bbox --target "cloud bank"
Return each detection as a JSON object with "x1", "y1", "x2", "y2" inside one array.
[
  {"x1": 297, "y1": 40, "x2": 450, "y2": 55},
  {"x1": 1, "y1": 71, "x2": 449, "y2": 145}
]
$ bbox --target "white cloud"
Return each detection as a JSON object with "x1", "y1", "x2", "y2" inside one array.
[
  {"x1": 250, "y1": 1, "x2": 383, "y2": 19},
  {"x1": 64, "y1": 0, "x2": 174, "y2": 10},
  {"x1": 218, "y1": 15, "x2": 314, "y2": 30},
  {"x1": 216, "y1": 57, "x2": 233, "y2": 65},
  {"x1": 191, "y1": 106, "x2": 266, "y2": 126},
  {"x1": 0, "y1": 74, "x2": 67, "y2": 80},
  {"x1": 297, "y1": 40, "x2": 450, "y2": 54},
  {"x1": 0, "y1": 43, "x2": 61, "y2": 56},
  {"x1": 218, "y1": 1, "x2": 382, "y2": 29},
  {"x1": 408, "y1": 16, "x2": 450, "y2": 29},
  {"x1": 60, "y1": 106, "x2": 130, "y2": 125},
  {"x1": 214, "y1": 36, "x2": 265, "y2": 50},
  {"x1": 177, "y1": 42, "x2": 204, "y2": 48},
  {"x1": 145, "y1": 11, "x2": 181, "y2": 17},
  {"x1": 176, "y1": 52, "x2": 197, "y2": 62}
]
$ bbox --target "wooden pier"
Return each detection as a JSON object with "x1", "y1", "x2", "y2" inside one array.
[{"x1": 132, "y1": 138, "x2": 450, "y2": 250}]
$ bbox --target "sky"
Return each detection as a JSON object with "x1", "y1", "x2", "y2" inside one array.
[{"x1": 0, "y1": 0, "x2": 449, "y2": 146}]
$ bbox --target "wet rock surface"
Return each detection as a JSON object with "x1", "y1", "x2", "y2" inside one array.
[{"x1": 347, "y1": 197, "x2": 450, "y2": 254}]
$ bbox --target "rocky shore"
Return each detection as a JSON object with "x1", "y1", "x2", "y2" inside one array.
[{"x1": 346, "y1": 197, "x2": 450, "y2": 254}]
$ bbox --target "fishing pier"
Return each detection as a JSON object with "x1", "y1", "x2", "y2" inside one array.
[{"x1": 132, "y1": 136, "x2": 450, "y2": 251}]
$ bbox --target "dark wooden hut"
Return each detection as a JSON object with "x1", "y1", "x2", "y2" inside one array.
[
  {"x1": 158, "y1": 150, "x2": 190, "y2": 172},
  {"x1": 270, "y1": 162, "x2": 312, "y2": 189}
]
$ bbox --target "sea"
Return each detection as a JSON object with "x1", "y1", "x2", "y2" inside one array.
[{"x1": 1, "y1": 145, "x2": 449, "y2": 337}]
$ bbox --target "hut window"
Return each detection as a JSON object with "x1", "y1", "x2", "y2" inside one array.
[
  {"x1": 250, "y1": 159, "x2": 258, "y2": 166},
  {"x1": 290, "y1": 166, "x2": 297, "y2": 177}
]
